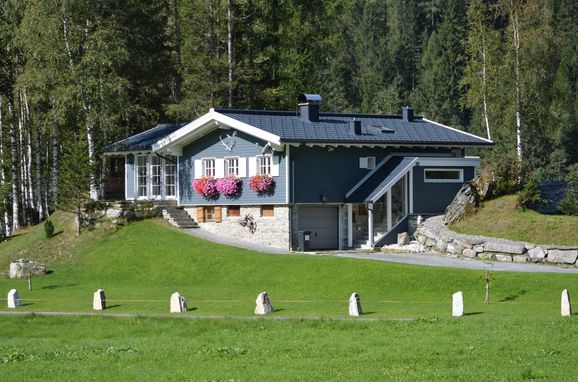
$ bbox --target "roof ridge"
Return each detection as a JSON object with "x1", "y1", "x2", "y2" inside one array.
[{"x1": 215, "y1": 108, "x2": 423, "y2": 120}]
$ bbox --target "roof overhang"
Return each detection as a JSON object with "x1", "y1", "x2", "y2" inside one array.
[{"x1": 152, "y1": 109, "x2": 283, "y2": 155}]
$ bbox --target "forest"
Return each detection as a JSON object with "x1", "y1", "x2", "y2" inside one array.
[{"x1": 0, "y1": 0, "x2": 576, "y2": 237}]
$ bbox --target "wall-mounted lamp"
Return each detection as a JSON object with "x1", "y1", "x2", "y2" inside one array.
[
  {"x1": 320, "y1": 192, "x2": 328, "y2": 203},
  {"x1": 367, "y1": 202, "x2": 374, "y2": 211}
]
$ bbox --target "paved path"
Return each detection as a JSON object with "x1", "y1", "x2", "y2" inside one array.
[{"x1": 182, "y1": 228, "x2": 578, "y2": 274}]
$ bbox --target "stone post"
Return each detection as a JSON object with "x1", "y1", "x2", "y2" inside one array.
[
  {"x1": 349, "y1": 293, "x2": 362, "y2": 316},
  {"x1": 561, "y1": 289, "x2": 572, "y2": 317},
  {"x1": 7, "y1": 289, "x2": 20, "y2": 308},
  {"x1": 93, "y1": 289, "x2": 106, "y2": 310},
  {"x1": 255, "y1": 291, "x2": 274, "y2": 315},
  {"x1": 452, "y1": 291, "x2": 464, "y2": 317},
  {"x1": 170, "y1": 292, "x2": 187, "y2": 313}
]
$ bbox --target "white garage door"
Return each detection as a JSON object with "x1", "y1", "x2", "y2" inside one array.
[{"x1": 298, "y1": 206, "x2": 339, "y2": 250}]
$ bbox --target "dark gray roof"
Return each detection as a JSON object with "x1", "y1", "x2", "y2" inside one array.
[
  {"x1": 104, "y1": 123, "x2": 188, "y2": 153},
  {"x1": 216, "y1": 109, "x2": 492, "y2": 146},
  {"x1": 346, "y1": 156, "x2": 416, "y2": 203}
]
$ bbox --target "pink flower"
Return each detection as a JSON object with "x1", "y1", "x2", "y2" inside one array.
[
  {"x1": 192, "y1": 176, "x2": 219, "y2": 199},
  {"x1": 216, "y1": 176, "x2": 242, "y2": 197}
]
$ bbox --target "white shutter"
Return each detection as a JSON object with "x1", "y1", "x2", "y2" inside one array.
[
  {"x1": 238, "y1": 157, "x2": 247, "y2": 177},
  {"x1": 359, "y1": 157, "x2": 368, "y2": 169},
  {"x1": 215, "y1": 158, "x2": 225, "y2": 178},
  {"x1": 271, "y1": 155, "x2": 280, "y2": 177},
  {"x1": 248, "y1": 157, "x2": 257, "y2": 176},
  {"x1": 194, "y1": 159, "x2": 202, "y2": 179}
]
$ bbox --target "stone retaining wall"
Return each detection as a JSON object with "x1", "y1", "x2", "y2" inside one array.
[{"x1": 415, "y1": 215, "x2": 578, "y2": 266}]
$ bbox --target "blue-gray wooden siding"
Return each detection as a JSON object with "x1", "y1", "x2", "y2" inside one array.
[
  {"x1": 412, "y1": 166, "x2": 475, "y2": 214},
  {"x1": 291, "y1": 147, "x2": 454, "y2": 204},
  {"x1": 179, "y1": 129, "x2": 287, "y2": 205},
  {"x1": 126, "y1": 154, "x2": 135, "y2": 199}
]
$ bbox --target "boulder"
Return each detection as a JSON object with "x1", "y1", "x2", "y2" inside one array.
[
  {"x1": 170, "y1": 292, "x2": 187, "y2": 313},
  {"x1": 443, "y1": 173, "x2": 492, "y2": 225},
  {"x1": 452, "y1": 291, "x2": 464, "y2": 317},
  {"x1": 349, "y1": 293, "x2": 363, "y2": 316},
  {"x1": 527, "y1": 246, "x2": 546, "y2": 260},
  {"x1": 255, "y1": 291, "x2": 274, "y2": 315},
  {"x1": 512, "y1": 255, "x2": 529, "y2": 263},
  {"x1": 462, "y1": 249, "x2": 477, "y2": 258},
  {"x1": 495, "y1": 254, "x2": 513, "y2": 262},
  {"x1": 547, "y1": 249, "x2": 578, "y2": 264},
  {"x1": 9, "y1": 259, "x2": 46, "y2": 279},
  {"x1": 436, "y1": 239, "x2": 448, "y2": 252},
  {"x1": 447, "y1": 242, "x2": 465, "y2": 255},
  {"x1": 478, "y1": 253, "x2": 495, "y2": 261},
  {"x1": 7, "y1": 289, "x2": 20, "y2": 308},
  {"x1": 484, "y1": 241, "x2": 526, "y2": 255},
  {"x1": 397, "y1": 232, "x2": 410, "y2": 246},
  {"x1": 561, "y1": 289, "x2": 572, "y2": 317},
  {"x1": 93, "y1": 289, "x2": 106, "y2": 311}
]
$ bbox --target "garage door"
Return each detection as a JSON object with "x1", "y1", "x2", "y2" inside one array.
[{"x1": 298, "y1": 206, "x2": 339, "y2": 250}]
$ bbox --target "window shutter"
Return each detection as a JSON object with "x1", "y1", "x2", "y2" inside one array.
[
  {"x1": 248, "y1": 157, "x2": 257, "y2": 176},
  {"x1": 215, "y1": 206, "x2": 222, "y2": 223},
  {"x1": 197, "y1": 206, "x2": 204, "y2": 223},
  {"x1": 271, "y1": 155, "x2": 280, "y2": 177},
  {"x1": 215, "y1": 158, "x2": 225, "y2": 178},
  {"x1": 359, "y1": 157, "x2": 368, "y2": 169},
  {"x1": 238, "y1": 157, "x2": 247, "y2": 177},
  {"x1": 194, "y1": 159, "x2": 202, "y2": 179}
]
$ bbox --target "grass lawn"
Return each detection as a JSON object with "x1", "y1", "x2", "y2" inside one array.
[
  {"x1": 0, "y1": 215, "x2": 577, "y2": 379},
  {"x1": 450, "y1": 194, "x2": 578, "y2": 247}
]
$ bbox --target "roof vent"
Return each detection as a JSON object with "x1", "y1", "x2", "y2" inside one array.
[
  {"x1": 402, "y1": 106, "x2": 414, "y2": 122},
  {"x1": 350, "y1": 120, "x2": 362, "y2": 135},
  {"x1": 298, "y1": 94, "x2": 321, "y2": 123}
]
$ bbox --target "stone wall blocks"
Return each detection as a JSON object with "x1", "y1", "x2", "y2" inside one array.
[
  {"x1": 477, "y1": 252, "x2": 495, "y2": 261},
  {"x1": 512, "y1": 255, "x2": 529, "y2": 263},
  {"x1": 436, "y1": 239, "x2": 448, "y2": 252},
  {"x1": 547, "y1": 250, "x2": 578, "y2": 264},
  {"x1": 494, "y1": 254, "x2": 513, "y2": 262},
  {"x1": 528, "y1": 246, "x2": 546, "y2": 260},
  {"x1": 483, "y1": 241, "x2": 526, "y2": 255},
  {"x1": 462, "y1": 248, "x2": 477, "y2": 258}
]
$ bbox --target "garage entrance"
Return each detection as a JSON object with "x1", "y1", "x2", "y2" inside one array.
[{"x1": 297, "y1": 206, "x2": 339, "y2": 250}]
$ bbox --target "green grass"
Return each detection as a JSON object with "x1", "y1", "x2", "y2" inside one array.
[
  {"x1": 1, "y1": 315, "x2": 577, "y2": 381},
  {"x1": 1, "y1": 215, "x2": 578, "y2": 380},
  {"x1": 450, "y1": 194, "x2": 578, "y2": 246}
]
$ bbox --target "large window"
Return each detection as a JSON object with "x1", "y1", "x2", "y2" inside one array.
[
  {"x1": 225, "y1": 157, "x2": 239, "y2": 176},
  {"x1": 203, "y1": 158, "x2": 216, "y2": 177},
  {"x1": 165, "y1": 156, "x2": 176, "y2": 197},
  {"x1": 136, "y1": 155, "x2": 148, "y2": 198},
  {"x1": 151, "y1": 156, "x2": 162, "y2": 197},
  {"x1": 257, "y1": 155, "x2": 271, "y2": 175},
  {"x1": 424, "y1": 168, "x2": 463, "y2": 183}
]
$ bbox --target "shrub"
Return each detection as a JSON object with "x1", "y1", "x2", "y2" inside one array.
[
  {"x1": 565, "y1": 163, "x2": 578, "y2": 185},
  {"x1": 484, "y1": 152, "x2": 522, "y2": 197},
  {"x1": 517, "y1": 181, "x2": 542, "y2": 210},
  {"x1": 44, "y1": 219, "x2": 55, "y2": 239},
  {"x1": 558, "y1": 189, "x2": 578, "y2": 216}
]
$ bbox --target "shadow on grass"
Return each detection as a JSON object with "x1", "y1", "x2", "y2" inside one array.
[
  {"x1": 51, "y1": 231, "x2": 64, "y2": 238},
  {"x1": 41, "y1": 283, "x2": 78, "y2": 290},
  {"x1": 362, "y1": 311, "x2": 377, "y2": 316},
  {"x1": 106, "y1": 305, "x2": 122, "y2": 309},
  {"x1": 464, "y1": 312, "x2": 483, "y2": 316},
  {"x1": 500, "y1": 289, "x2": 528, "y2": 302},
  {"x1": 20, "y1": 303, "x2": 34, "y2": 307}
]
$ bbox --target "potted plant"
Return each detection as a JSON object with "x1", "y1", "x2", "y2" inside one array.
[
  {"x1": 216, "y1": 175, "x2": 242, "y2": 198},
  {"x1": 249, "y1": 175, "x2": 275, "y2": 194},
  {"x1": 192, "y1": 176, "x2": 219, "y2": 199}
]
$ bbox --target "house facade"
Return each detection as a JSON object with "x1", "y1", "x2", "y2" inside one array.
[{"x1": 103, "y1": 94, "x2": 492, "y2": 250}]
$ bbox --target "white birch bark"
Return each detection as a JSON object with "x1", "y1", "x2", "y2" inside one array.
[
  {"x1": 0, "y1": 96, "x2": 9, "y2": 236},
  {"x1": 8, "y1": 97, "x2": 20, "y2": 233},
  {"x1": 227, "y1": 0, "x2": 233, "y2": 108},
  {"x1": 480, "y1": 36, "x2": 491, "y2": 141},
  {"x1": 17, "y1": 92, "x2": 28, "y2": 217},
  {"x1": 51, "y1": 99, "x2": 59, "y2": 206},
  {"x1": 23, "y1": 91, "x2": 35, "y2": 213},
  {"x1": 509, "y1": 0, "x2": 522, "y2": 166}
]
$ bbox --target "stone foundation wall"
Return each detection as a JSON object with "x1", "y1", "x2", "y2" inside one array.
[
  {"x1": 185, "y1": 205, "x2": 290, "y2": 249},
  {"x1": 415, "y1": 216, "x2": 578, "y2": 265}
]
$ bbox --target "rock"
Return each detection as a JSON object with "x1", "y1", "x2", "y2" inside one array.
[
  {"x1": 9, "y1": 259, "x2": 46, "y2": 279},
  {"x1": 425, "y1": 238, "x2": 436, "y2": 247},
  {"x1": 452, "y1": 291, "x2": 464, "y2": 317},
  {"x1": 417, "y1": 235, "x2": 427, "y2": 244},
  {"x1": 447, "y1": 242, "x2": 464, "y2": 255},
  {"x1": 93, "y1": 289, "x2": 106, "y2": 310},
  {"x1": 495, "y1": 254, "x2": 513, "y2": 262},
  {"x1": 561, "y1": 289, "x2": 572, "y2": 317},
  {"x1": 255, "y1": 291, "x2": 274, "y2": 315},
  {"x1": 349, "y1": 293, "x2": 363, "y2": 316},
  {"x1": 462, "y1": 249, "x2": 476, "y2": 258},
  {"x1": 454, "y1": 239, "x2": 473, "y2": 249},
  {"x1": 484, "y1": 241, "x2": 526, "y2": 255},
  {"x1": 443, "y1": 173, "x2": 491, "y2": 225},
  {"x1": 397, "y1": 232, "x2": 410, "y2": 246},
  {"x1": 170, "y1": 292, "x2": 187, "y2": 313},
  {"x1": 7, "y1": 289, "x2": 20, "y2": 308},
  {"x1": 436, "y1": 239, "x2": 448, "y2": 252},
  {"x1": 478, "y1": 253, "x2": 495, "y2": 261},
  {"x1": 474, "y1": 245, "x2": 484, "y2": 253},
  {"x1": 512, "y1": 255, "x2": 529, "y2": 263},
  {"x1": 105, "y1": 209, "x2": 122, "y2": 218},
  {"x1": 528, "y1": 246, "x2": 546, "y2": 260},
  {"x1": 547, "y1": 249, "x2": 578, "y2": 264}
]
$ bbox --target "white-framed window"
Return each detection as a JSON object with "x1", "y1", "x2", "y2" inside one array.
[
  {"x1": 203, "y1": 158, "x2": 216, "y2": 177},
  {"x1": 224, "y1": 157, "x2": 239, "y2": 176},
  {"x1": 136, "y1": 155, "x2": 148, "y2": 198},
  {"x1": 165, "y1": 156, "x2": 176, "y2": 197},
  {"x1": 424, "y1": 168, "x2": 464, "y2": 183},
  {"x1": 257, "y1": 155, "x2": 272, "y2": 175},
  {"x1": 151, "y1": 156, "x2": 162, "y2": 197},
  {"x1": 360, "y1": 156, "x2": 376, "y2": 169}
]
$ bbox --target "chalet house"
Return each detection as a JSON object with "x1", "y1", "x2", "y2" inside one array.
[{"x1": 103, "y1": 94, "x2": 492, "y2": 251}]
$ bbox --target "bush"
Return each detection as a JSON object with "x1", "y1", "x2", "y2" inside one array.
[
  {"x1": 565, "y1": 163, "x2": 578, "y2": 185},
  {"x1": 44, "y1": 219, "x2": 55, "y2": 238},
  {"x1": 484, "y1": 152, "x2": 522, "y2": 197},
  {"x1": 558, "y1": 189, "x2": 578, "y2": 216},
  {"x1": 517, "y1": 181, "x2": 542, "y2": 210}
]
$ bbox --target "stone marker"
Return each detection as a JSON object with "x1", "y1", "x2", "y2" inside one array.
[
  {"x1": 349, "y1": 293, "x2": 363, "y2": 316},
  {"x1": 255, "y1": 291, "x2": 274, "y2": 315},
  {"x1": 561, "y1": 289, "x2": 572, "y2": 317},
  {"x1": 7, "y1": 289, "x2": 20, "y2": 308},
  {"x1": 93, "y1": 289, "x2": 106, "y2": 310},
  {"x1": 452, "y1": 291, "x2": 464, "y2": 317},
  {"x1": 397, "y1": 232, "x2": 410, "y2": 246},
  {"x1": 170, "y1": 292, "x2": 187, "y2": 313}
]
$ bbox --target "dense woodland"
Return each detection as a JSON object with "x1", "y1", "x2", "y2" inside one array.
[{"x1": 0, "y1": 0, "x2": 576, "y2": 237}]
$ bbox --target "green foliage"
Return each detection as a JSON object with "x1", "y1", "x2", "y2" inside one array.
[
  {"x1": 516, "y1": 181, "x2": 542, "y2": 210},
  {"x1": 484, "y1": 152, "x2": 521, "y2": 197},
  {"x1": 557, "y1": 189, "x2": 578, "y2": 216},
  {"x1": 43, "y1": 219, "x2": 54, "y2": 239}
]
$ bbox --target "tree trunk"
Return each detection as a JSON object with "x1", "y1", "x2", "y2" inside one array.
[
  {"x1": 51, "y1": 98, "x2": 59, "y2": 206},
  {"x1": 0, "y1": 96, "x2": 9, "y2": 237},
  {"x1": 8, "y1": 97, "x2": 20, "y2": 233},
  {"x1": 510, "y1": 0, "x2": 522, "y2": 167},
  {"x1": 23, "y1": 90, "x2": 35, "y2": 216},
  {"x1": 480, "y1": 35, "x2": 491, "y2": 141},
  {"x1": 227, "y1": 0, "x2": 234, "y2": 108}
]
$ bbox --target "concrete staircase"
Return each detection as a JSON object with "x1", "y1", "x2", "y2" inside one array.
[
  {"x1": 353, "y1": 235, "x2": 373, "y2": 250},
  {"x1": 162, "y1": 206, "x2": 199, "y2": 229}
]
